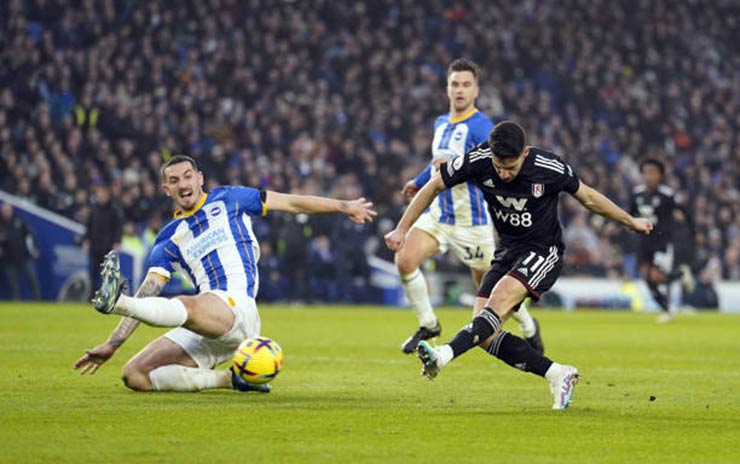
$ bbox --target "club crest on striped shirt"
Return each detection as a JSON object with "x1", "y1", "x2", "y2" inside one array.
[{"x1": 532, "y1": 183, "x2": 544, "y2": 198}]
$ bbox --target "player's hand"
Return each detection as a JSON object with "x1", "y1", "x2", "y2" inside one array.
[
  {"x1": 384, "y1": 228, "x2": 406, "y2": 252},
  {"x1": 74, "y1": 342, "x2": 117, "y2": 375},
  {"x1": 631, "y1": 217, "x2": 653, "y2": 235},
  {"x1": 345, "y1": 198, "x2": 377, "y2": 224},
  {"x1": 432, "y1": 158, "x2": 447, "y2": 170},
  {"x1": 401, "y1": 180, "x2": 420, "y2": 199}
]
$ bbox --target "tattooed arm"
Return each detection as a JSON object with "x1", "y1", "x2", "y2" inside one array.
[
  {"x1": 264, "y1": 190, "x2": 377, "y2": 224},
  {"x1": 106, "y1": 274, "x2": 166, "y2": 347},
  {"x1": 74, "y1": 273, "x2": 167, "y2": 375}
]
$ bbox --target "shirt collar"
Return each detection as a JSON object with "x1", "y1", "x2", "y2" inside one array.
[{"x1": 173, "y1": 192, "x2": 208, "y2": 219}]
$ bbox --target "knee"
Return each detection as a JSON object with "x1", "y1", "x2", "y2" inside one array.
[
  {"x1": 395, "y1": 253, "x2": 419, "y2": 276},
  {"x1": 121, "y1": 362, "x2": 153, "y2": 392},
  {"x1": 646, "y1": 270, "x2": 665, "y2": 285}
]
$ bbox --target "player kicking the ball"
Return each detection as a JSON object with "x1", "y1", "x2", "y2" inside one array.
[
  {"x1": 75, "y1": 155, "x2": 376, "y2": 392},
  {"x1": 396, "y1": 58, "x2": 543, "y2": 356},
  {"x1": 385, "y1": 121, "x2": 653, "y2": 409}
]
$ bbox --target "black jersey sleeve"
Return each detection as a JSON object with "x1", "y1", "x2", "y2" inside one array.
[
  {"x1": 536, "y1": 152, "x2": 580, "y2": 194},
  {"x1": 658, "y1": 185, "x2": 677, "y2": 210},
  {"x1": 441, "y1": 145, "x2": 474, "y2": 188}
]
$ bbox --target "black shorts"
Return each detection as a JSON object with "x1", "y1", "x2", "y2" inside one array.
[
  {"x1": 477, "y1": 244, "x2": 564, "y2": 300},
  {"x1": 637, "y1": 242, "x2": 674, "y2": 273}
]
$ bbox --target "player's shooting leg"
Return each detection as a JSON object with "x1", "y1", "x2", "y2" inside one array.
[
  {"x1": 472, "y1": 277, "x2": 558, "y2": 383},
  {"x1": 441, "y1": 276, "x2": 524, "y2": 360},
  {"x1": 474, "y1": 275, "x2": 527, "y2": 350},
  {"x1": 473, "y1": 266, "x2": 537, "y2": 340},
  {"x1": 486, "y1": 330, "x2": 554, "y2": 377}
]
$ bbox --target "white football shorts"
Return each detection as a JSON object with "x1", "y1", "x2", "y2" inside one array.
[
  {"x1": 412, "y1": 212, "x2": 495, "y2": 272},
  {"x1": 164, "y1": 289, "x2": 261, "y2": 369}
]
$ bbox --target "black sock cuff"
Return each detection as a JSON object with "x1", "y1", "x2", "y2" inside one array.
[
  {"x1": 478, "y1": 307, "x2": 501, "y2": 332},
  {"x1": 487, "y1": 330, "x2": 509, "y2": 356},
  {"x1": 491, "y1": 332, "x2": 553, "y2": 377},
  {"x1": 448, "y1": 308, "x2": 502, "y2": 358}
]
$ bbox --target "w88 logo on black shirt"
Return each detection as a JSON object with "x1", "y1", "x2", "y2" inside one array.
[{"x1": 442, "y1": 144, "x2": 580, "y2": 249}]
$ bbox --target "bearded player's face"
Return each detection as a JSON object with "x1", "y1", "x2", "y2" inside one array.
[{"x1": 162, "y1": 161, "x2": 205, "y2": 212}]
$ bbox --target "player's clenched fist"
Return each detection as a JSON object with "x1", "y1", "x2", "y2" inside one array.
[
  {"x1": 384, "y1": 228, "x2": 406, "y2": 252},
  {"x1": 630, "y1": 217, "x2": 654, "y2": 235},
  {"x1": 401, "y1": 180, "x2": 420, "y2": 199}
]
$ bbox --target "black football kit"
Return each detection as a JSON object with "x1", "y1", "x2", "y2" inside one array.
[{"x1": 441, "y1": 143, "x2": 580, "y2": 299}]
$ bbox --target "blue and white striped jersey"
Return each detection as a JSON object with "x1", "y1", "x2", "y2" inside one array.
[
  {"x1": 414, "y1": 109, "x2": 493, "y2": 226},
  {"x1": 147, "y1": 186, "x2": 265, "y2": 298}
]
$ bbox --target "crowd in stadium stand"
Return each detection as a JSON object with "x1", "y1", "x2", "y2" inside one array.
[{"x1": 1, "y1": 0, "x2": 738, "y2": 303}]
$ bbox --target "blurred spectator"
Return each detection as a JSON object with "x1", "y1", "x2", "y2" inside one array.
[
  {"x1": 278, "y1": 213, "x2": 312, "y2": 302},
  {"x1": 563, "y1": 212, "x2": 604, "y2": 276},
  {"x1": 81, "y1": 184, "x2": 123, "y2": 299},
  {"x1": 0, "y1": 201, "x2": 41, "y2": 300},
  {"x1": 257, "y1": 241, "x2": 286, "y2": 303},
  {"x1": 307, "y1": 235, "x2": 338, "y2": 303},
  {"x1": 331, "y1": 212, "x2": 372, "y2": 303},
  {"x1": 142, "y1": 210, "x2": 164, "y2": 252},
  {"x1": 686, "y1": 254, "x2": 721, "y2": 310}
]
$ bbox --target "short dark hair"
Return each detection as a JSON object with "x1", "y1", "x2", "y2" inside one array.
[
  {"x1": 447, "y1": 58, "x2": 481, "y2": 81},
  {"x1": 489, "y1": 121, "x2": 526, "y2": 159},
  {"x1": 160, "y1": 154, "x2": 198, "y2": 179},
  {"x1": 639, "y1": 158, "x2": 665, "y2": 176}
]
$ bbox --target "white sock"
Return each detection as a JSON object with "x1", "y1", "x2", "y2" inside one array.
[
  {"x1": 668, "y1": 281, "x2": 682, "y2": 314},
  {"x1": 149, "y1": 365, "x2": 231, "y2": 392},
  {"x1": 113, "y1": 295, "x2": 188, "y2": 327},
  {"x1": 437, "y1": 344, "x2": 454, "y2": 367},
  {"x1": 544, "y1": 362, "x2": 563, "y2": 383},
  {"x1": 512, "y1": 302, "x2": 536, "y2": 338},
  {"x1": 401, "y1": 269, "x2": 437, "y2": 328}
]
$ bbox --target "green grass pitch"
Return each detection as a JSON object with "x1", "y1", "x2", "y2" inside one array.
[{"x1": 1, "y1": 303, "x2": 738, "y2": 463}]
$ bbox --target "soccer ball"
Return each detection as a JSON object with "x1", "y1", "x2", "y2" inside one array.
[{"x1": 232, "y1": 337, "x2": 284, "y2": 384}]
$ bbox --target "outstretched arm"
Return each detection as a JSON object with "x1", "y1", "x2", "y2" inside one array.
[
  {"x1": 74, "y1": 273, "x2": 167, "y2": 375},
  {"x1": 572, "y1": 181, "x2": 653, "y2": 234},
  {"x1": 404, "y1": 160, "x2": 448, "y2": 199},
  {"x1": 264, "y1": 191, "x2": 377, "y2": 224},
  {"x1": 385, "y1": 173, "x2": 446, "y2": 252}
]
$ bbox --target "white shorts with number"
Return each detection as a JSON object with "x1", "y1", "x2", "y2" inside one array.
[
  {"x1": 412, "y1": 212, "x2": 495, "y2": 272},
  {"x1": 164, "y1": 289, "x2": 261, "y2": 369}
]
